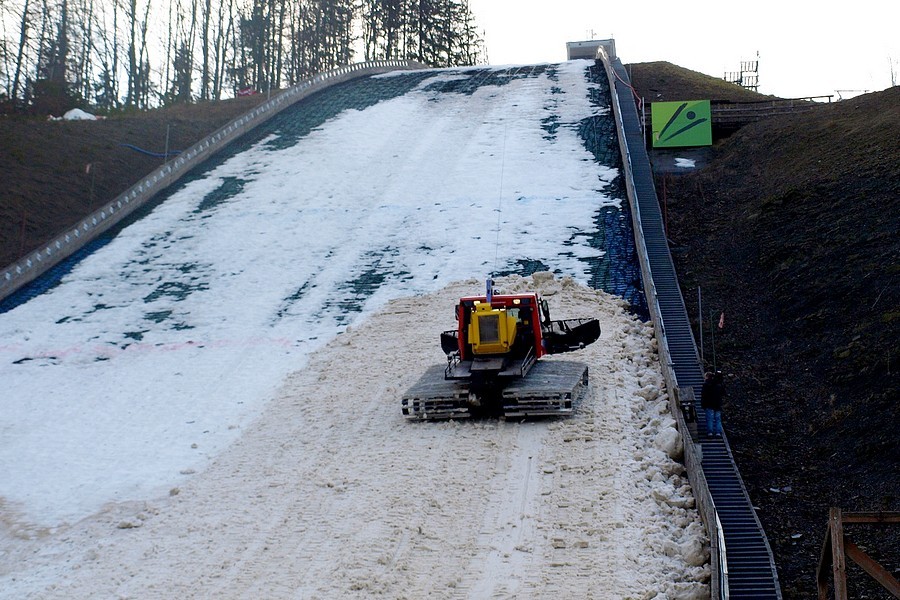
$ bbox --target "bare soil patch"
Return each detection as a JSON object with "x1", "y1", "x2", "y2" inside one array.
[
  {"x1": 630, "y1": 62, "x2": 899, "y2": 598},
  {"x1": 0, "y1": 95, "x2": 266, "y2": 268}
]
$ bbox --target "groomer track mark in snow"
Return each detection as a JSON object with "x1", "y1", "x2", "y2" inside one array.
[{"x1": 1, "y1": 276, "x2": 709, "y2": 598}]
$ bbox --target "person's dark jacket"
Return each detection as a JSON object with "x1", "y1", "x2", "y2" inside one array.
[{"x1": 701, "y1": 374, "x2": 726, "y2": 410}]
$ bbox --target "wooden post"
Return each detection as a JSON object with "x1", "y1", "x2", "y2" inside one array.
[
  {"x1": 830, "y1": 508, "x2": 848, "y2": 600},
  {"x1": 844, "y1": 539, "x2": 900, "y2": 597},
  {"x1": 817, "y1": 524, "x2": 833, "y2": 600},
  {"x1": 816, "y1": 508, "x2": 900, "y2": 599}
]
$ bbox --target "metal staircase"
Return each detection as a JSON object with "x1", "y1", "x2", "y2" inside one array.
[{"x1": 605, "y1": 54, "x2": 783, "y2": 599}]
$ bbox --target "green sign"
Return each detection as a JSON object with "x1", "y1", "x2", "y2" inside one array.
[{"x1": 651, "y1": 100, "x2": 712, "y2": 148}]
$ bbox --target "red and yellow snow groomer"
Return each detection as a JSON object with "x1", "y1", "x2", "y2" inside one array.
[{"x1": 402, "y1": 280, "x2": 600, "y2": 419}]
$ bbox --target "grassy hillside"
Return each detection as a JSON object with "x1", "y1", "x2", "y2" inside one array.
[{"x1": 0, "y1": 61, "x2": 897, "y2": 598}]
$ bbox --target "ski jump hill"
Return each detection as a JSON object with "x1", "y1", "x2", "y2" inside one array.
[{"x1": 0, "y1": 45, "x2": 781, "y2": 598}]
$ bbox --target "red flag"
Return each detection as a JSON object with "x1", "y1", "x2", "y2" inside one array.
[{"x1": 718, "y1": 311, "x2": 725, "y2": 330}]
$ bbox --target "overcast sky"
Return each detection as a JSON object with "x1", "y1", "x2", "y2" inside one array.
[{"x1": 469, "y1": 0, "x2": 899, "y2": 100}]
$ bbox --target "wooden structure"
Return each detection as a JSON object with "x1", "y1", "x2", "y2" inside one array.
[{"x1": 817, "y1": 508, "x2": 900, "y2": 599}]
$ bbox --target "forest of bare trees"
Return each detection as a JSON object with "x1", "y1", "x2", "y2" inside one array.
[{"x1": 0, "y1": 0, "x2": 485, "y2": 113}]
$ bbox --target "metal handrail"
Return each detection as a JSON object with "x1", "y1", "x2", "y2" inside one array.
[
  {"x1": 718, "y1": 512, "x2": 730, "y2": 600},
  {"x1": 596, "y1": 45, "x2": 728, "y2": 598}
]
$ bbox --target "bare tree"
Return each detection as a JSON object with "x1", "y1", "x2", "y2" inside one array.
[
  {"x1": 198, "y1": 0, "x2": 211, "y2": 99},
  {"x1": 71, "y1": 0, "x2": 96, "y2": 102},
  {"x1": 26, "y1": 0, "x2": 80, "y2": 113},
  {"x1": 1, "y1": 0, "x2": 481, "y2": 110},
  {"x1": 123, "y1": 0, "x2": 152, "y2": 107},
  {"x1": 124, "y1": 0, "x2": 138, "y2": 106},
  {"x1": 9, "y1": 0, "x2": 33, "y2": 102},
  {"x1": 360, "y1": 0, "x2": 405, "y2": 61},
  {"x1": 92, "y1": 0, "x2": 119, "y2": 108},
  {"x1": 210, "y1": 0, "x2": 233, "y2": 99},
  {"x1": 165, "y1": 0, "x2": 198, "y2": 103}
]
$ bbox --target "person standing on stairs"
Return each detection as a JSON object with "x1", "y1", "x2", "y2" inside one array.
[{"x1": 701, "y1": 371, "x2": 726, "y2": 437}]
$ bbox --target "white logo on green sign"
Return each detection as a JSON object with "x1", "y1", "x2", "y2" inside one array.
[{"x1": 651, "y1": 100, "x2": 712, "y2": 148}]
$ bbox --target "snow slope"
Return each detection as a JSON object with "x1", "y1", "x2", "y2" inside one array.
[
  {"x1": 0, "y1": 61, "x2": 619, "y2": 526},
  {"x1": 1, "y1": 275, "x2": 708, "y2": 598},
  {"x1": 1, "y1": 60, "x2": 708, "y2": 596}
]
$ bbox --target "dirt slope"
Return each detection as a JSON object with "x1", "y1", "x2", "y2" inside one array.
[
  {"x1": 0, "y1": 95, "x2": 266, "y2": 269},
  {"x1": 629, "y1": 61, "x2": 899, "y2": 598},
  {"x1": 0, "y1": 61, "x2": 897, "y2": 597}
]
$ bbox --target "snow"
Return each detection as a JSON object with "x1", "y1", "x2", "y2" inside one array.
[
  {"x1": 0, "y1": 61, "x2": 708, "y2": 596},
  {"x1": 48, "y1": 108, "x2": 100, "y2": 121},
  {"x1": 64, "y1": 108, "x2": 98, "y2": 120},
  {"x1": 674, "y1": 157, "x2": 696, "y2": 168},
  {"x1": 1, "y1": 275, "x2": 708, "y2": 597}
]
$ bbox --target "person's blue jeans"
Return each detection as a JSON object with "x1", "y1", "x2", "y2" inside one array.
[{"x1": 705, "y1": 409, "x2": 722, "y2": 436}]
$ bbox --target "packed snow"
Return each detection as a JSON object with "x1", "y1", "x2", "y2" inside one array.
[
  {"x1": 0, "y1": 61, "x2": 708, "y2": 596},
  {"x1": 1, "y1": 275, "x2": 708, "y2": 598},
  {"x1": 47, "y1": 108, "x2": 100, "y2": 121}
]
